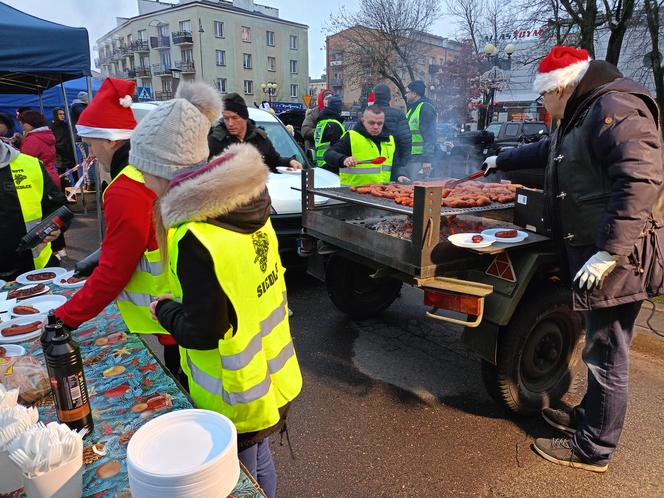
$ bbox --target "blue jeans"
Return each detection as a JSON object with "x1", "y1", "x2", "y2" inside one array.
[
  {"x1": 571, "y1": 300, "x2": 643, "y2": 465},
  {"x1": 238, "y1": 438, "x2": 276, "y2": 498}
]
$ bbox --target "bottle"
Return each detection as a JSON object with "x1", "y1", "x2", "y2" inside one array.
[
  {"x1": 45, "y1": 326, "x2": 94, "y2": 435},
  {"x1": 16, "y1": 206, "x2": 74, "y2": 254},
  {"x1": 40, "y1": 310, "x2": 60, "y2": 352},
  {"x1": 74, "y1": 248, "x2": 101, "y2": 277}
]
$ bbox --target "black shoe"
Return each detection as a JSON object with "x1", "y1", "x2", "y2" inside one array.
[
  {"x1": 542, "y1": 407, "x2": 576, "y2": 435},
  {"x1": 533, "y1": 438, "x2": 608, "y2": 473}
]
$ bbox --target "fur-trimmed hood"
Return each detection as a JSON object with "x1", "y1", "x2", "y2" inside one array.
[{"x1": 159, "y1": 143, "x2": 270, "y2": 229}]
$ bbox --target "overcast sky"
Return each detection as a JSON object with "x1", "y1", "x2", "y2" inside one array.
[{"x1": 4, "y1": 0, "x2": 456, "y2": 78}]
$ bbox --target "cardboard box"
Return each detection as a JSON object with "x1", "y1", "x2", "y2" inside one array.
[{"x1": 514, "y1": 187, "x2": 551, "y2": 235}]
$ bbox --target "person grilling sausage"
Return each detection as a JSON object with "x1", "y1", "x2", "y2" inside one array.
[{"x1": 483, "y1": 45, "x2": 664, "y2": 473}]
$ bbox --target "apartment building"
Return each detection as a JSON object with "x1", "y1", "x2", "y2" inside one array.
[{"x1": 95, "y1": 0, "x2": 309, "y2": 102}]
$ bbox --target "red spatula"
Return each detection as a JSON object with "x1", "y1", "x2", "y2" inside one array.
[
  {"x1": 356, "y1": 156, "x2": 387, "y2": 165},
  {"x1": 447, "y1": 170, "x2": 485, "y2": 188}
]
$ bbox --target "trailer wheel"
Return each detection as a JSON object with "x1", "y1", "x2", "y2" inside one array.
[
  {"x1": 325, "y1": 255, "x2": 402, "y2": 319},
  {"x1": 481, "y1": 285, "x2": 584, "y2": 415}
]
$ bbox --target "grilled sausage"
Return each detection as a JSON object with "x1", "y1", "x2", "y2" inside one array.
[
  {"x1": 495, "y1": 229, "x2": 518, "y2": 238},
  {"x1": 13, "y1": 305, "x2": 40, "y2": 315},
  {"x1": 2, "y1": 321, "x2": 42, "y2": 337},
  {"x1": 8, "y1": 283, "x2": 46, "y2": 300},
  {"x1": 26, "y1": 272, "x2": 56, "y2": 281}
]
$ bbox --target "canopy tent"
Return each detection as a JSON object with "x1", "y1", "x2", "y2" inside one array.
[{"x1": 0, "y1": 2, "x2": 91, "y2": 94}]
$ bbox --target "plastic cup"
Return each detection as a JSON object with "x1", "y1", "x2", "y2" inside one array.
[
  {"x1": 22, "y1": 454, "x2": 82, "y2": 498},
  {"x1": 0, "y1": 449, "x2": 23, "y2": 494}
]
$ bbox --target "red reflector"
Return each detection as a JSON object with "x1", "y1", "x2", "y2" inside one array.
[{"x1": 423, "y1": 290, "x2": 481, "y2": 315}]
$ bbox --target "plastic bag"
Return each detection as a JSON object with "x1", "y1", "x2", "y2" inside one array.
[{"x1": 0, "y1": 355, "x2": 50, "y2": 404}]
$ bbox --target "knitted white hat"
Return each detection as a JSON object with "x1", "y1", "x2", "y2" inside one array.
[
  {"x1": 129, "y1": 82, "x2": 223, "y2": 179},
  {"x1": 532, "y1": 46, "x2": 591, "y2": 95}
]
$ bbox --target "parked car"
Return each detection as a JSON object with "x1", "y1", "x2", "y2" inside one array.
[
  {"x1": 97, "y1": 103, "x2": 340, "y2": 266},
  {"x1": 276, "y1": 108, "x2": 306, "y2": 149}
]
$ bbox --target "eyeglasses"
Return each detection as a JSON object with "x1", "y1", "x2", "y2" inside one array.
[{"x1": 535, "y1": 94, "x2": 544, "y2": 105}]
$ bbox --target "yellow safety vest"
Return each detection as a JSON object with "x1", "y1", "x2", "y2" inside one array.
[
  {"x1": 406, "y1": 101, "x2": 435, "y2": 156},
  {"x1": 314, "y1": 118, "x2": 345, "y2": 167},
  {"x1": 102, "y1": 165, "x2": 170, "y2": 334},
  {"x1": 168, "y1": 219, "x2": 302, "y2": 434},
  {"x1": 340, "y1": 131, "x2": 395, "y2": 187},
  {"x1": 10, "y1": 154, "x2": 52, "y2": 269}
]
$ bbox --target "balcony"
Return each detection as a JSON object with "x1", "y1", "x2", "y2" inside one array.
[
  {"x1": 174, "y1": 60, "x2": 195, "y2": 73},
  {"x1": 111, "y1": 50, "x2": 123, "y2": 61},
  {"x1": 133, "y1": 40, "x2": 150, "y2": 53},
  {"x1": 172, "y1": 31, "x2": 193, "y2": 45},
  {"x1": 154, "y1": 91, "x2": 173, "y2": 101},
  {"x1": 152, "y1": 64, "x2": 173, "y2": 76},
  {"x1": 133, "y1": 66, "x2": 151, "y2": 77},
  {"x1": 122, "y1": 45, "x2": 134, "y2": 56},
  {"x1": 150, "y1": 36, "x2": 171, "y2": 49}
]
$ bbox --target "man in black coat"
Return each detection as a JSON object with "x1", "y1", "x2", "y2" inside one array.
[
  {"x1": 313, "y1": 95, "x2": 345, "y2": 170},
  {"x1": 405, "y1": 80, "x2": 437, "y2": 179},
  {"x1": 485, "y1": 46, "x2": 664, "y2": 472},
  {"x1": 50, "y1": 108, "x2": 76, "y2": 182},
  {"x1": 372, "y1": 84, "x2": 412, "y2": 177},
  {"x1": 208, "y1": 93, "x2": 303, "y2": 171}
]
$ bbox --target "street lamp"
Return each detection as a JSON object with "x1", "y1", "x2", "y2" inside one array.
[
  {"x1": 198, "y1": 18, "x2": 204, "y2": 81},
  {"x1": 261, "y1": 82, "x2": 278, "y2": 104},
  {"x1": 481, "y1": 43, "x2": 516, "y2": 128}
]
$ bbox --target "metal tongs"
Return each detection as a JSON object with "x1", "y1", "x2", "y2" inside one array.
[{"x1": 447, "y1": 170, "x2": 485, "y2": 188}]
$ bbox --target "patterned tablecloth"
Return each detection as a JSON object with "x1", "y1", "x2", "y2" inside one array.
[{"x1": 8, "y1": 286, "x2": 264, "y2": 498}]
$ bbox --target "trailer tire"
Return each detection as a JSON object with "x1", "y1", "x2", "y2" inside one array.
[
  {"x1": 325, "y1": 255, "x2": 402, "y2": 319},
  {"x1": 481, "y1": 284, "x2": 584, "y2": 415}
]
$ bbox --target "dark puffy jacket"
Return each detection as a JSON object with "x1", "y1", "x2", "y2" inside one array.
[
  {"x1": 50, "y1": 116, "x2": 75, "y2": 167},
  {"x1": 497, "y1": 61, "x2": 664, "y2": 310},
  {"x1": 314, "y1": 108, "x2": 345, "y2": 149},
  {"x1": 373, "y1": 84, "x2": 412, "y2": 169}
]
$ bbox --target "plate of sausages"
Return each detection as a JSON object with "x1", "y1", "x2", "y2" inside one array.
[
  {"x1": 53, "y1": 270, "x2": 87, "y2": 289},
  {"x1": 481, "y1": 228, "x2": 529, "y2": 243},
  {"x1": 448, "y1": 233, "x2": 496, "y2": 249},
  {"x1": 0, "y1": 314, "x2": 47, "y2": 343},
  {"x1": 10, "y1": 294, "x2": 67, "y2": 318},
  {"x1": 15, "y1": 267, "x2": 67, "y2": 285},
  {"x1": 7, "y1": 283, "x2": 50, "y2": 300}
]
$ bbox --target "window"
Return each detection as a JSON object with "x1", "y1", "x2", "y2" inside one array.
[
  {"x1": 162, "y1": 79, "x2": 172, "y2": 93},
  {"x1": 267, "y1": 56, "x2": 276, "y2": 72},
  {"x1": 216, "y1": 78, "x2": 227, "y2": 93},
  {"x1": 290, "y1": 84, "x2": 298, "y2": 98},
  {"x1": 140, "y1": 56, "x2": 150, "y2": 68},
  {"x1": 159, "y1": 25, "x2": 170, "y2": 38},
  {"x1": 503, "y1": 123, "x2": 520, "y2": 137},
  {"x1": 485, "y1": 123, "x2": 501, "y2": 136},
  {"x1": 214, "y1": 21, "x2": 224, "y2": 38},
  {"x1": 216, "y1": 50, "x2": 226, "y2": 66},
  {"x1": 181, "y1": 48, "x2": 193, "y2": 62},
  {"x1": 127, "y1": 34, "x2": 133, "y2": 45},
  {"x1": 243, "y1": 53, "x2": 252, "y2": 69},
  {"x1": 289, "y1": 60, "x2": 297, "y2": 74},
  {"x1": 160, "y1": 51, "x2": 171, "y2": 67},
  {"x1": 138, "y1": 29, "x2": 147, "y2": 41},
  {"x1": 244, "y1": 80, "x2": 254, "y2": 95},
  {"x1": 179, "y1": 20, "x2": 192, "y2": 33},
  {"x1": 289, "y1": 35, "x2": 297, "y2": 49},
  {"x1": 522, "y1": 123, "x2": 549, "y2": 136},
  {"x1": 266, "y1": 31, "x2": 275, "y2": 46},
  {"x1": 241, "y1": 26, "x2": 251, "y2": 42}
]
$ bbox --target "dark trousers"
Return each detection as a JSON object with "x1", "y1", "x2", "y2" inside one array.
[
  {"x1": 238, "y1": 438, "x2": 277, "y2": 498},
  {"x1": 571, "y1": 300, "x2": 643, "y2": 465},
  {"x1": 163, "y1": 344, "x2": 188, "y2": 391}
]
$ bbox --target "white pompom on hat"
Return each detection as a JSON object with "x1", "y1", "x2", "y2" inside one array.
[{"x1": 533, "y1": 46, "x2": 592, "y2": 95}]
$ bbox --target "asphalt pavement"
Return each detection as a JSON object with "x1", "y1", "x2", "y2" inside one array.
[{"x1": 62, "y1": 210, "x2": 664, "y2": 498}]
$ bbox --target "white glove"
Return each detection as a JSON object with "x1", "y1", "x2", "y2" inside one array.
[
  {"x1": 482, "y1": 156, "x2": 498, "y2": 176},
  {"x1": 573, "y1": 251, "x2": 619, "y2": 290}
]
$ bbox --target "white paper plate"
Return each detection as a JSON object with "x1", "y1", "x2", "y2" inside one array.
[
  {"x1": 276, "y1": 166, "x2": 301, "y2": 174},
  {"x1": 15, "y1": 267, "x2": 67, "y2": 285},
  {"x1": 8, "y1": 283, "x2": 50, "y2": 300},
  {"x1": 0, "y1": 279, "x2": 6, "y2": 289},
  {"x1": 0, "y1": 314, "x2": 47, "y2": 343},
  {"x1": 448, "y1": 233, "x2": 496, "y2": 249},
  {"x1": 0, "y1": 344, "x2": 26, "y2": 357},
  {"x1": 10, "y1": 294, "x2": 67, "y2": 318},
  {"x1": 53, "y1": 270, "x2": 87, "y2": 289},
  {"x1": 481, "y1": 228, "x2": 528, "y2": 243}
]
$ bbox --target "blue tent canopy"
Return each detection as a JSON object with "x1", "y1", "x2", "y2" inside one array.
[{"x1": 0, "y1": 2, "x2": 91, "y2": 94}]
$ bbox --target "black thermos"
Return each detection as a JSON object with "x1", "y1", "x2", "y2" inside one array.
[
  {"x1": 16, "y1": 206, "x2": 74, "y2": 253},
  {"x1": 40, "y1": 310, "x2": 60, "y2": 352},
  {"x1": 45, "y1": 326, "x2": 94, "y2": 435}
]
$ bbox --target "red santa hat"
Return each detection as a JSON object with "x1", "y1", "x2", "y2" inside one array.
[
  {"x1": 533, "y1": 46, "x2": 591, "y2": 95},
  {"x1": 76, "y1": 77, "x2": 137, "y2": 140},
  {"x1": 367, "y1": 91, "x2": 375, "y2": 106}
]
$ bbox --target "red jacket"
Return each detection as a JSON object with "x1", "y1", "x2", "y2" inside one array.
[
  {"x1": 56, "y1": 158, "x2": 165, "y2": 335},
  {"x1": 21, "y1": 128, "x2": 61, "y2": 189}
]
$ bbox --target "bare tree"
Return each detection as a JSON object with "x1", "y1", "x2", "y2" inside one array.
[
  {"x1": 328, "y1": 0, "x2": 443, "y2": 103},
  {"x1": 643, "y1": 0, "x2": 664, "y2": 131}
]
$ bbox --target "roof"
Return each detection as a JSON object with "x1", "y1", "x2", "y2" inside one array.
[{"x1": 0, "y1": 2, "x2": 91, "y2": 94}]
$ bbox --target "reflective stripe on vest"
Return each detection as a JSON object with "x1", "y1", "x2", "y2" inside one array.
[
  {"x1": 407, "y1": 101, "x2": 434, "y2": 156},
  {"x1": 11, "y1": 154, "x2": 52, "y2": 269},
  {"x1": 104, "y1": 165, "x2": 170, "y2": 334},
  {"x1": 168, "y1": 219, "x2": 302, "y2": 434},
  {"x1": 340, "y1": 131, "x2": 395, "y2": 187},
  {"x1": 314, "y1": 119, "x2": 345, "y2": 167}
]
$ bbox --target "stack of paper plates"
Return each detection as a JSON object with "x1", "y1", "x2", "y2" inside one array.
[{"x1": 127, "y1": 409, "x2": 239, "y2": 498}]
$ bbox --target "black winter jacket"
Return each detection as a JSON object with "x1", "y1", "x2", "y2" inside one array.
[
  {"x1": 314, "y1": 108, "x2": 345, "y2": 149},
  {"x1": 49, "y1": 120, "x2": 75, "y2": 166},
  {"x1": 323, "y1": 121, "x2": 395, "y2": 177},
  {"x1": 497, "y1": 61, "x2": 664, "y2": 309},
  {"x1": 208, "y1": 120, "x2": 293, "y2": 171},
  {"x1": 406, "y1": 97, "x2": 437, "y2": 163},
  {"x1": 373, "y1": 84, "x2": 412, "y2": 168}
]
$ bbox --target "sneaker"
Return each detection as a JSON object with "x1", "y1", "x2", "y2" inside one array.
[
  {"x1": 542, "y1": 407, "x2": 576, "y2": 435},
  {"x1": 533, "y1": 438, "x2": 608, "y2": 473}
]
